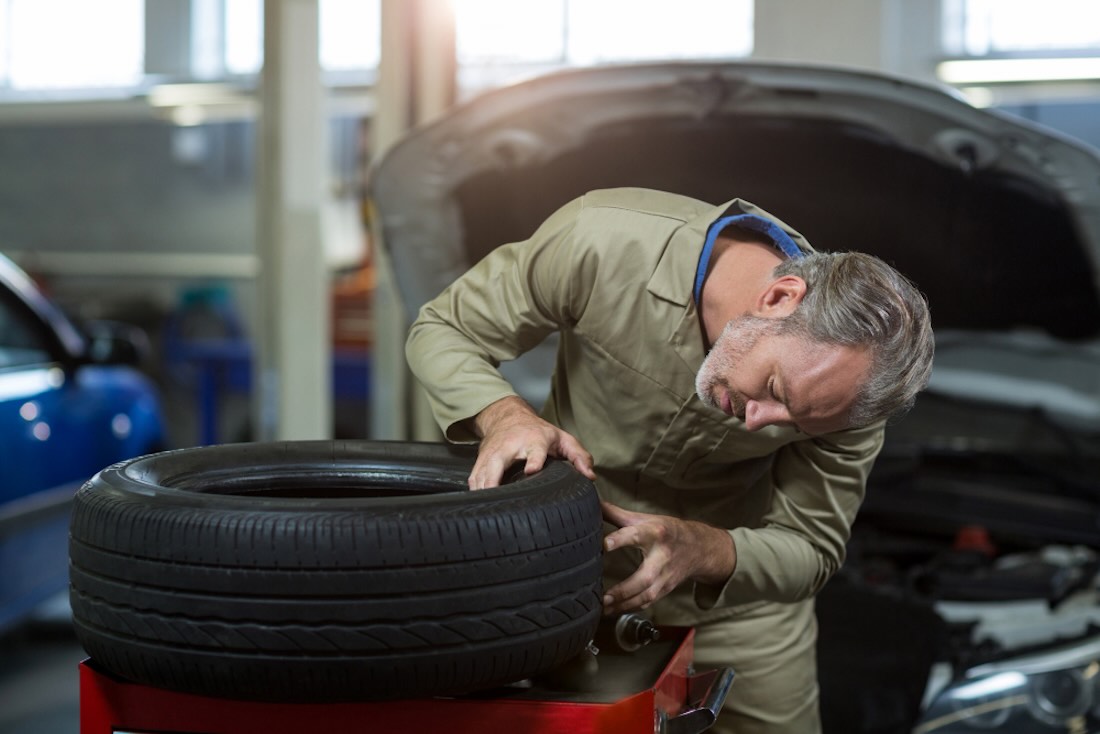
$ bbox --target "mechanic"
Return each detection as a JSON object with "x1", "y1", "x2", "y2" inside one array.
[{"x1": 405, "y1": 187, "x2": 934, "y2": 734}]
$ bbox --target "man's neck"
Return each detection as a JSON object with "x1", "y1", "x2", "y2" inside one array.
[{"x1": 698, "y1": 234, "x2": 786, "y2": 347}]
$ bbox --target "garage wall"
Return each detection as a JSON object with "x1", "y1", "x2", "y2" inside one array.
[
  {"x1": 0, "y1": 118, "x2": 255, "y2": 311},
  {"x1": 0, "y1": 111, "x2": 368, "y2": 310}
]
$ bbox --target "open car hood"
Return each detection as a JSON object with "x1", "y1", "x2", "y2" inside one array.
[
  {"x1": 369, "y1": 60, "x2": 1100, "y2": 428},
  {"x1": 371, "y1": 60, "x2": 1100, "y2": 333}
]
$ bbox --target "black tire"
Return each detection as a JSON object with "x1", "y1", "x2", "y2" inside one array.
[{"x1": 68, "y1": 440, "x2": 603, "y2": 702}]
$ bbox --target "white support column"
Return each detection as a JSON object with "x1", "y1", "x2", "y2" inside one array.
[
  {"x1": 413, "y1": 0, "x2": 457, "y2": 127},
  {"x1": 367, "y1": 0, "x2": 416, "y2": 441},
  {"x1": 408, "y1": 0, "x2": 455, "y2": 443},
  {"x1": 369, "y1": 0, "x2": 455, "y2": 442},
  {"x1": 254, "y1": 0, "x2": 332, "y2": 441}
]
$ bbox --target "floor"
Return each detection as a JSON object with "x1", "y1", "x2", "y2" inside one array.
[{"x1": 0, "y1": 593, "x2": 82, "y2": 734}]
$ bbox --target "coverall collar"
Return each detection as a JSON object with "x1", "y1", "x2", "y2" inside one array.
[
  {"x1": 648, "y1": 200, "x2": 728, "y2": 371},
  {"x1": 647, "y1": 197, "x2": 817, "y2": 371}
]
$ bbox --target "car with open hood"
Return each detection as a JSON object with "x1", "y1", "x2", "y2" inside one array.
[{"x1": 368, "y1": 60, "x2": 1100, "y2": 733}]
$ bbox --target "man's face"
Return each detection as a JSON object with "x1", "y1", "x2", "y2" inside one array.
[{"x1": 695, "y1": 315, "x2": 871, "y2": 435}]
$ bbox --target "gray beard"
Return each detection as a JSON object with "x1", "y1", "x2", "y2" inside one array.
[{"x1": 695, "y1": 314, "x2": 780, "y2": 414}]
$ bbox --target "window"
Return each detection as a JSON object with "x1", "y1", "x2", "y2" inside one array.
[
  {"x1": 939, "y1": 0, "x2": 1100, "y2": 85},
  {"x1": 0, "y1": 0, "x2": 143, "y2": 91},
  {"x1": 564, "y1": 0, "x2": 753, "y2": 65},
  {"x1": 455, "y1": 0, "x2": 752, "y2": 64},
  {"x1": 224, "y1": 0, "x2": 262, "y2": 75},
  {"x1": 224, "y1": 0, "x2": 380, "y2": 77},
  {"x1": 454, "y1": 0, "x2": 566, "y2": 65},
  {"x1": 454, "y1": 0, "x2": 753, "y2": 93},
  {"x1": 0, "y1": 0, "x2": 751, "y2": 96},
  {"x1": 0, "y1": 0, "x2": 380, "y2": 96},
  {"x1": 0, "y1": 294, "x2": 51, "y2": 369},
  {"x1": 320, "y1": 0, "x2": 381, "y2": 72},
  {"x1": 943, "y1": 0, "x2": 1100, "y2": 56}
]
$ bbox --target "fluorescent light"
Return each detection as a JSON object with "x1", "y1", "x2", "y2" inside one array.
[
  {"x1": 147, "y1": 83, "x2": 243, "y2": 107},
  {"x1": 937, "y1": 57, "x2": 1100, "y2": 84}
]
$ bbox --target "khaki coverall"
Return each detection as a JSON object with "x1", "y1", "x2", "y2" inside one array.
[{"x1": 406, "y1": 187, "x2": 884, "y2": 733}]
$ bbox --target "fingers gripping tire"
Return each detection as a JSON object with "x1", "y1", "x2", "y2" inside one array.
[{"x1": 68, "y1": 440, "x2": 603, "y2": 702}]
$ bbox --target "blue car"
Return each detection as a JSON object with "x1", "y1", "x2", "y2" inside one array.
[{"x1": 0, "y1": 253, "x2": 165, "y2": 635}]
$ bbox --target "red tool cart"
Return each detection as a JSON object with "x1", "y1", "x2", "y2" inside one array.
[{"x1": 79, "y1": 625, "x2": 733, "y2": 734}]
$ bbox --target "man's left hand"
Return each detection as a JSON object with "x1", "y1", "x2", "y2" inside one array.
[{"x1": 600, "y1": 501, "x2": 737, "y2": 615}]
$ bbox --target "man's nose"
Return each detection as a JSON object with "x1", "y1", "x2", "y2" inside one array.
[
  {"x1": 743, "y1": 400, "x2": 766, "y2": 431},
  {"x1": 743, "y1": 400, "x2": 783, "y2": 431}
]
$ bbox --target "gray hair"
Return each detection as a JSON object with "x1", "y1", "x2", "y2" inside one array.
[{"x1": 773, "y1": 251, "x2": 934, "y2": 427}]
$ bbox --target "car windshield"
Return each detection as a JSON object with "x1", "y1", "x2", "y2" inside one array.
[{"x1": 0, "y1": 256, "x2": 87, "y2": 362}]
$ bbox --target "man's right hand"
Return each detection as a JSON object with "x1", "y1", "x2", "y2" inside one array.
[{"x1": 469, "y1": 396, "x2": 596, "y2": 490}]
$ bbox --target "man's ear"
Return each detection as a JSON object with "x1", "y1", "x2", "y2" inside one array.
[{"x1": 753, "y1": 275, "x2": 807, "y2": 318}]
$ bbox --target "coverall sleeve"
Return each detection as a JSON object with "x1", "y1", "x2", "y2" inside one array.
[
  {"x1": 696, "y1": 422, "x2": 885, "y2": 608},
  {"x1": 405, "y1": 197, "x2": 589, "y2": 442}
]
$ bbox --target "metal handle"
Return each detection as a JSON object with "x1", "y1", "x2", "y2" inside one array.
[{"x1": 664, "y1": 667, "x2": 736, "y2": 734}]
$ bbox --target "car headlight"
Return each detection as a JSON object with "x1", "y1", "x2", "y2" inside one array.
[{"x1": 916, "y1": 635, "x2": 1100, "y2": 732}]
